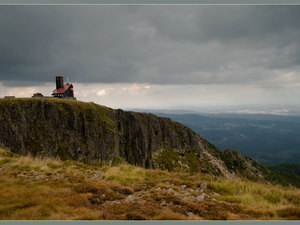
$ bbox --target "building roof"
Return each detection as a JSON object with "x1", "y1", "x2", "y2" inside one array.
[{"x1": 53, "y1": 83, "x2": 71, "y2": 94}]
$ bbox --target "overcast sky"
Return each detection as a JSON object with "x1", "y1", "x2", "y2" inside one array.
[{"x1": 1, "y1": 5, "x2": 300, "y2": 111}]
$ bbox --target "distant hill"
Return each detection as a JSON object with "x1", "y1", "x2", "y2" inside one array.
[
  {"x1": 268, "y1": 164, "x2": 300, "y2": 177},
  {"x1": 150, "y1": 112, "x2": 300, "y2": 165}
]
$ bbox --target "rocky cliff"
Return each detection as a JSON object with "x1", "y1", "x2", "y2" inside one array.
[{"x1": 0, "y1": 98, "x2": 268, "y2": 180}]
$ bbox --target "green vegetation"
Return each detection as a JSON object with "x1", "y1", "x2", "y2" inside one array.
[
  {"x1": 0, "y1": 98, "x2": 114, "y2": 127},
  {"x1": 265, "y1": 163, "x2": 300, "y2": 188},
  {"x1": 152, "y1": 147, "x2": 223, "y2": 176},
  {"x1": 0, "y1": 148, "x2": 299, "y2": 220},
  {"x1": 268, "y1": 163, "x2": 300, "y2": 176},
  {"x1": 152, "y1": 148, "x2": 198, "y2": 172},
  {"x1": 264, "y1": 170, "x2": 300, "y2": 188}
]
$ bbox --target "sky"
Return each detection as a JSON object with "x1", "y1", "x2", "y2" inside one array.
[{"x1": 1, "y1": 5, "x2": 300, "y2": 111}]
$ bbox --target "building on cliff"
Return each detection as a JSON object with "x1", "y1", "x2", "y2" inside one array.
[{"x1": 52, "y1": 75, "x2": 76, "y2": 99}]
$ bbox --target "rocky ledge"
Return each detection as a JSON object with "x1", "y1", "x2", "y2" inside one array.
[{"x1": 0, "y1": 98, "x2": 268, "y2": 180}]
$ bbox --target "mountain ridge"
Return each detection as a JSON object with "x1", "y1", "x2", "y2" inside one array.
[{"x1": 0, "y1": 98, "x2": 282, "y2": 182}]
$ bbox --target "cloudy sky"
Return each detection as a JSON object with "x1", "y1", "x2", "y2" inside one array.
[{"x1": 1, "y1": 5, "x2": 300, "y2": 110}]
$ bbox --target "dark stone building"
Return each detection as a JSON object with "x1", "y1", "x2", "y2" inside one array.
[{"x1": 52, "y1": 75, "x2": 75, "y2": 99}]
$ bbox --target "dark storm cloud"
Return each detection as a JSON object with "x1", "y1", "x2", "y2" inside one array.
[
  {"x1": 1, "y1": 5, "x2": 300, "y2": 86},
  {"x1": 0, "y1": 6, "x2": 75, "y2": 86}
]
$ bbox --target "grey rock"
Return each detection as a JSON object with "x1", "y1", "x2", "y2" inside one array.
[
  {"x1": 187, "y1": 212, "x2": 193, "y2": 216},
  {"x1": 200, "y1": 182, "x2": 207, "y2": 190},
  {"x1": 182, "y1": 196, "x2": 190, "y2": 201},
  {"x1": 160, "y1": 200, "x2": 167, "y2": 206},
  {"x1": 196, "y1": 193, "x2": 206, "y2": 202},
  {"x1": 17, "y1": 174, "x2": 26, "y2": 177},
  {"x1": 167, "y1": 202, "x2": 173, "y2": 206},
  {"x1": 180, "y1": 185, "x2": 186, "y2": 190},
  {"x1": 125, "y1": 195, "x2": 134, "y2": 202}
]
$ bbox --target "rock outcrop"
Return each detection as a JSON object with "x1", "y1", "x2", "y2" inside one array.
[{"x1": 0, "y1": 98, "x2": 267, "y2": 179}]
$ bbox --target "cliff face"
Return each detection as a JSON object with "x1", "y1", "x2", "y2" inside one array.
[{"x1": 0, "y1": 98, "x2": 267, "y2": 179}]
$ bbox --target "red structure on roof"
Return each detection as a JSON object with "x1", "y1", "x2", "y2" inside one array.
[{"x1": 52, "y1": 75, "x2": 74, "y2": 98}]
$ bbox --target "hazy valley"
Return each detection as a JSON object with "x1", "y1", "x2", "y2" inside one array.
[{"x1": 138, "y1": 111, "x2": 300, "y2": 166}]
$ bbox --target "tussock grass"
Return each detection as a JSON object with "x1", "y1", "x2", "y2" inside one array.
[
  {"x1": 103, "y1": 164, "x2": 171, "y2": 183},
  {"x1": 208, "y1": 178, "x2": 300, "y2": 211},
  {"x1": 0, "y1": 148, "x2": 299, "y2": 220}
]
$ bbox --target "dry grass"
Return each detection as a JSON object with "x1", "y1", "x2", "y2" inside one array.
[
  {"x1": 0, "y1": 148, "x2": 299, "y2": 220},
  {"x1": 208, "y1": 178, "x2": 300, "y2": 212}
]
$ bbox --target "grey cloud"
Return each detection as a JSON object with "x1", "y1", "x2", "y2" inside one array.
[{"x1": 1, "y1": 5, "x2": 300, "y2": 87}]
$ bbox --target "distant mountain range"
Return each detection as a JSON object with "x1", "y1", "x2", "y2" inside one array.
[{"x1": 133, "y1": 110, "x2": 300, "y2": 166}]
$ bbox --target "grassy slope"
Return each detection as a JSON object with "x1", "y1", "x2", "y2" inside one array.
[{"x1": 0, "y1": 148, "x2": 299, "y2": 220}]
